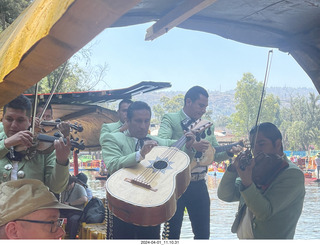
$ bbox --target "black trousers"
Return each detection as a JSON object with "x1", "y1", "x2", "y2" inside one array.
[
  {"x1": 163, "y1": 179, "x2": 210, "y2": 239},
  {"x1": 112, "y1": 215, "x2": 160, "y2": 239}
]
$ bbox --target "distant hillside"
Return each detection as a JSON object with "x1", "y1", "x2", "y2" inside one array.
[{"x1": 134, "y1": 87, "x2": 318, "y2": 120}]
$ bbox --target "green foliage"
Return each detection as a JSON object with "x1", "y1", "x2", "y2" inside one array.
[
  {"x1": 226, "y1": 73, "x2": 319, "y2": 151},
  {"x1": 280, "y1": 93, "x2": 320, "y2": 150},
  {"x1": 228, "y1": 73, "x2": 281, "y2": 137},
  {"x1": 152, "y1": 93, "x2": 214, "y2": 124},
  {"x1": 1, "y1": 1, "x2": 109, "y2": 95},
  {"x1": 152, "y1": 94, "x2": 184, "y2": 123},
  {"x1": 215, "y1": 115, "x2": 232, "y2": 128},
  {"x1": 24, "y1": 47, "x2": 109, "y2": 94},
  {"x1": 0, "y1": 0, "x2": 32, "y2": 32}
]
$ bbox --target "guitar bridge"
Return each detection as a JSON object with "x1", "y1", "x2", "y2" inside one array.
[{"x1": 124, "y1": 178, "x2": 158, "y2": 192}]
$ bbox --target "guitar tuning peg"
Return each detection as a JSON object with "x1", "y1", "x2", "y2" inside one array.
[
  {"x1": 207, "y1": 127, "x2": 212, "y2": 135},
  {"x1": 196, "y1": 132, "x2": 201, "y2": 142},
  {"x1": 201, "y1": 131, "x2": 206, "y2": 139}
]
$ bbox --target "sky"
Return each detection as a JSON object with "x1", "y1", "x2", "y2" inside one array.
[{"x1": 83, "y1": 22, "x2": 315, "y2": 92}]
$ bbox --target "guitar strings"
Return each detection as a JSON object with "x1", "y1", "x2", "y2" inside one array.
[
  {"x1": 134, "y1": 136, "x2": 187, "y2": 185},
  {"x1": 134, "y1": 121, "x2": 210, "y2": 185}
]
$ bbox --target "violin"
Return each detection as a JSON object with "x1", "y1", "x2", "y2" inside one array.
[
  {"x1": 37, "y1": 133, "x2": 85, "y2": 152},
  {"x1": 21, "y1": 119, "x2": 85, "y2": 160},
  {"x1": 10, "y1": 67, "x2": 86, "y2": 161},
  {"x1": 237, "y1": 150, "x2": 286, "y2": 186},
  {"x1": 40, "y1": 119, "x2": 83, "y2": 134}
]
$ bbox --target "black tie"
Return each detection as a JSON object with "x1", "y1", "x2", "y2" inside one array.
[
  {"x1": 135, "y1": 139, "x2": 145, "y2": 151},
  {"x1": 6, "y1": 151, "x2": 24, "y2": 161},
  {"x1": 135, "y1": 137, "x2": 152, "y2": 151},
  {"x1": 181, "y1": 118, "x2": 195, "y2": 131}
]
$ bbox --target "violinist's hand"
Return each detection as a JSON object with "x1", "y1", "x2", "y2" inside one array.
[
  {"x1": 140, "y1": 140, "x2": 158, "y2": 159},
  {"x1": 233, "y1": 154, "x2": 255, "y2": 188},
  {"x1": 229, "y1": 144, "x2": 243, "y2": 156},
  {"x1": 192, "y1": 139, "x2": 210, "y2": 153},
  {"x1": 34, "y1": 117, "x2": 41, "y2": 131},
  {"x1": 57, "y1": 122, "x2": 70, "y2": 138},
  {"x1": 184, "y1": 131, "x2": 195, "y2": 149},
  {"x1": 54, "y1": 136, "x2": 71, "y2": 166},
  {"x1": 119, "y1": 122, "x2": 128, "y2": 132},
  {"x1": 4, "y1": 130, "x2": 33, "y2": 151}
]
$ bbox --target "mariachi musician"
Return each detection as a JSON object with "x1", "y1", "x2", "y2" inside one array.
[
  {"x1": 158, "y1": 86, "x2": 242, "y2": 239},
  {"x1": 100, "y1": 98, "x2": 133, "y2": 135},
  {"x1": 0, "y1": 94, "x2": 71, "y2": 194},
  {"x1": 218, "y1": 122, "x2": 305, "y2": 239},
  {"x1": 100, "y1": 101, "x2": 196, "y2": 239}
]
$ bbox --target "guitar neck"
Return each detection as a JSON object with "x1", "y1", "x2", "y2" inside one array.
[
  {"x1": 171, "y1": 135, "x2": 187, "y2": 150},
  {"x1": 214, "y1": 141, "x2": 244, "y2": 154},
  {"x1": 171, "y1": 119, "x2": 213, "y2": 150}
]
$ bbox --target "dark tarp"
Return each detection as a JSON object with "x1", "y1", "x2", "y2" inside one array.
[{"x1": 111, "y1": 0, "x2": 320, "y2": 94}]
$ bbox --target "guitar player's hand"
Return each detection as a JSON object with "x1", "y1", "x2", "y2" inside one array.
[
  {"x1": 140, "y1": 140, "x2": 158, "y2": 158},
  {"x1": 192, "y1": 139, "x2": 210, "y2": 153},
  {"x1": 230, "y1": 144, "x2": 243, "y2": 155},
  {"x1": 184, "y1": 131, "x2": 195, "y2": 149}
]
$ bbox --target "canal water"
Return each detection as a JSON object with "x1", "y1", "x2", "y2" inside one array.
[{"x1": 83, "y1": 170, "x2": 320, "y2": 240}]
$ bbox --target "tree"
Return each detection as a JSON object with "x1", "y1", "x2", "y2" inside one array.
[
  {"x1": 280, "y1": 93, "x2": 320, "y2": 150},
  {"x1": 215, "y1": 115, "x2": 232, "y2": 128},
  {"x1": 2, "y1": 1, "x2": 109, "y2": 95},
  {"x1": 152, "y1": 93, "x2": 214, "y2": 124},
  {"x1": 228, "y1": 73, "x2": 281, "y2": 137},
  {"x1": 152, "y1": 94, "x2": 184, "y2": 124},
  {"x1": 24, "y1": 45, "x2": 109, "y2": 94},
  {"x1": 0, "y1": 0, "x2": 32, "y2": 32}
]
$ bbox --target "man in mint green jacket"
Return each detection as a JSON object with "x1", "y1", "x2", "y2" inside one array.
[
  {"x1": 218, "y1": 122, "x2": 305, "y2": 239},
  {"x1": 99, "y1": 99, "x2": 132, "y2": 138},
  {"x1": 0, "y1": 95, "x2": 71, "y2": 194},
  {"x1": 158, "y1": 86, "x2": 241, "y2": 239},
  {"x1": 100, "y1": 101, "x2": 195, "y2": 239}
]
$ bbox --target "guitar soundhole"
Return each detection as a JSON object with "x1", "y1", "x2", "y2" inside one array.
[{"x1": 153, "y1": 160, "x2": 168, "y2": 170}]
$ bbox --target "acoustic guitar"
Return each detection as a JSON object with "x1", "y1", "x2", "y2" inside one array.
[
  {"x1": 190, "y1": 140, "x2": 245, "y2": 169},
  {"x1": 106, "y1": 119, "x2": 212, "y2": 226}
]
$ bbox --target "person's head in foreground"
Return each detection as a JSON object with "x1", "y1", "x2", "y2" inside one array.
[{"x1": 0, "y1": 179, "x2": 78, "y2": 239}]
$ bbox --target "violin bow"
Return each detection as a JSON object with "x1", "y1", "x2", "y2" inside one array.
[
  {"x1": 37, "y1": 61, "x2": 68, "y2": 121},
  {"x1": 30, "y1": 82, "x2": 39, "y2": 135},
  {"x1": 252, "y1": 50, "x2": 273, "y2": 148},
  {"x1": 239, "y1": 50, "x2": 274, "y2": 170}
]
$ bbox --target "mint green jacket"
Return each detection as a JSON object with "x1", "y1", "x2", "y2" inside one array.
[
  {"x1": 217, "y1": 157, "x2": 305, "y2": 239},
  {"x1": 100, "y1": 131, "x2": 193, "y2": 175},
  {"x1": 99, "y1": 121, "x2": 122, "y2": 145},
  {"x1": 0, "y1": 132, "x2": 69, "y2": 194},
  {"x1": 100, "y1": 121, "x2": 122, "y2": 134},
  {"x1": 158, "y1": 109, "x2": 229, "y2": 163}
]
